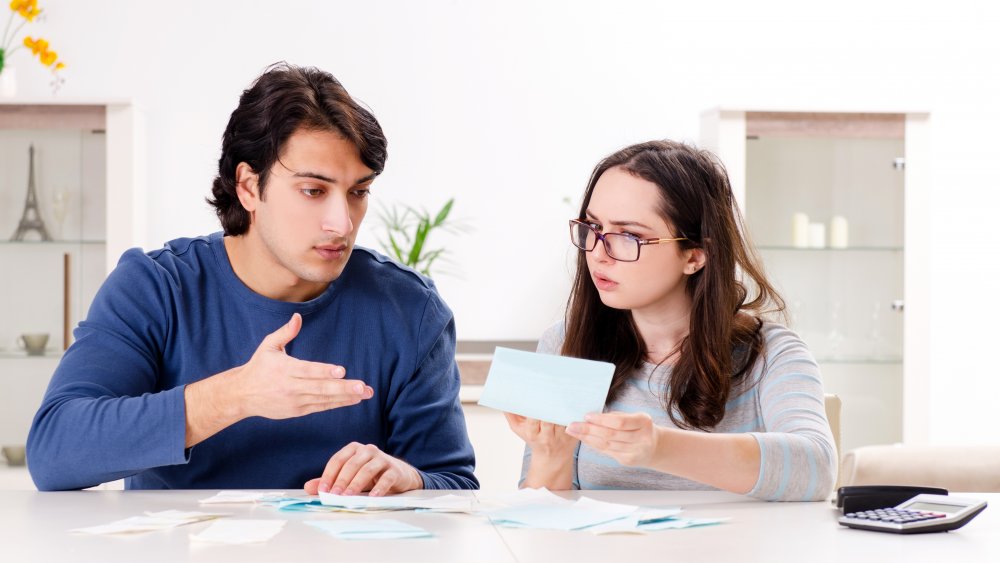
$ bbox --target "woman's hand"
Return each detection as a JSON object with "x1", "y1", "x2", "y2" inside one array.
[
  {"x1": 504, "y1": 412, "x2": 579, "y2": 489},
  {"x1": 504, "y1": 413, "x2": 579, "y2": 457},
  {"x1": 566, "y1": 411, "x2": 660, "y2": 467}
]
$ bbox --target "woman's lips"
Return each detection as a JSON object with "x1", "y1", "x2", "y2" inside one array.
[{"x1": 592, "y1": 272, "x2": 618, "y2": 290}]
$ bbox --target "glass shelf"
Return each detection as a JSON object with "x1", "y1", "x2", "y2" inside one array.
[
  {"x1": 0, "y1": 350, "x2": 63, "y2": 359},
  {"x1": 0, "y1": 240, "x2": 106, "y2": 246},
  {"x1": 815, "y1": 356, "x2": 902, "y2": 365},
  {"x1": 758, "y1": 245, "x2": 903, "y2": 252}
]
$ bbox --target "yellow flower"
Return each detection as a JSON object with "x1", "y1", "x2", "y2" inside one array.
[
  {"x1": 3, "y1": 0, "x2": 65, "y2": 91},
  {"x1": 23, "y1": 35, "x2": 48, "y2": 55},
  {"x1": 21, "y1": 35, "x2": 62, "y2": 70},
  {"x1": 10, "y1": 0, "x2": 40, "y2": 21}
]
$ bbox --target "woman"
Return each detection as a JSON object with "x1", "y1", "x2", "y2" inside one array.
[{"x1": 506, "y1": 140, "x2": 836, "y2": 501}]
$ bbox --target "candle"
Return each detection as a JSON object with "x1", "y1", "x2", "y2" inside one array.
[
  {"x1": 792, "y1": 213, "x2": 810, "y2": 248},
  {"x1": 830, "y1": 216, "x2": 849, "y2": 249},
  {"x1": 808, "y1": 222, "x2": 826, "y2": 248}
]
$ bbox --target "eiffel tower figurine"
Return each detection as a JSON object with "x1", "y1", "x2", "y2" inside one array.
[{"x1": 11, "y1": 145, "x2": 52, "y2": 241}]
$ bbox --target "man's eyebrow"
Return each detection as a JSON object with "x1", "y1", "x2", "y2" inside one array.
[
  {"x1": 584, "y1": 210, "x2": 653, "y2": 230},
  {"x1": 291, "y1": 171, "x2": 379, "y2": 186}
]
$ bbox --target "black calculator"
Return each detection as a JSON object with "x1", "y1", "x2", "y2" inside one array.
[{"x1": 838, "y1": 493, "x2": 987, "y2": 534}]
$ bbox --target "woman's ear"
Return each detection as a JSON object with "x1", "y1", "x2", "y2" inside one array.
[
  {"x1": 684, "y1": 247, "x2": 707, "y2": 275},
  {"x1": 235, "y1": 162, "x2": 259, "y2": 212}
]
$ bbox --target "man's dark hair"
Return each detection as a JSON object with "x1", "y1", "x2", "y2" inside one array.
[{"x1": 208, "y1": 62, "x2": 388, "y2": 235}]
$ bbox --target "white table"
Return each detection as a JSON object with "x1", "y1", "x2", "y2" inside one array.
[{"x1": 1, "y1": 489, "x2": 996, "y2": 562}]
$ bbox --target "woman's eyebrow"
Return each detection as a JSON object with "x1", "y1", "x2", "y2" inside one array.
[{"x1": 584, "y1": 210, "x2": 653, "y2": 230}]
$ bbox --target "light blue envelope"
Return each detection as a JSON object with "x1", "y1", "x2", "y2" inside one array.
[{"x1": 477, "y1": 347, "x2": 614, "y2": 426}]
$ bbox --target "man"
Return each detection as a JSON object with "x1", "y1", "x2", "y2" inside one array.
[{"x1": 27, "y1": 63, "x2": 478, "y2": 493}]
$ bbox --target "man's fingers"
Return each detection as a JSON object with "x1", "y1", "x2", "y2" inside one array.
[
  {"x1": 319, "y1": 445, "x2": 357, "y2": 493},
  {"x1": 299, "y1": 379, "x2": 372, "y2": 399},
  {"x1": 331, "y1": 445, "x2": 378, "y2": 494},
  {"x1": 343, "y1": 457, "x2": 388, "y2": 496},
  {"x1": 369, "y1": 469, "x2": 399, "y2": 497},
  {"x1": 291, "y1": 359, "x2": 347, "y2": 380},
  {"x1": 262, "y1": 313, "x2": 302, "y2": 351},
  {"x1": 303, "y1": 477, "x2": 322, "y2": 495}
]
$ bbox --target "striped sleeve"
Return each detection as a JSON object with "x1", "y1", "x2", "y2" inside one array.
[{"x1": 746, "y1": 325, "x2": 837, "y2": 501}]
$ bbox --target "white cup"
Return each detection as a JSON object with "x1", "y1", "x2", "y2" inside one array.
[{"x1": 17, "y1": 333, "x2": 49, "y2": 356}]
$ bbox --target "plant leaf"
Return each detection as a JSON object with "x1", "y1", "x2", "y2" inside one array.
[{"x1": 432, "y1": 198, "x2": 454, "y2": 227}]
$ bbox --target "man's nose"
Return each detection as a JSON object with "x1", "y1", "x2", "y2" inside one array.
[{"x1": 321, "y1": 193, "x2": 354, "y2": 236}]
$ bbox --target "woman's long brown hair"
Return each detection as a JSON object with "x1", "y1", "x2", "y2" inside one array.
[{"x1": 562, "y1": 140, "x2": 784, "y2": 430}]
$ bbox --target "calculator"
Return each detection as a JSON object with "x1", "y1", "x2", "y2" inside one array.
[{"x1": 838, "y1": 493, "x2": 987, "y2": 534}]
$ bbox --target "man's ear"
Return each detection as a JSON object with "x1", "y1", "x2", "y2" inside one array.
[
  {"x1": 684, "y1": 247, "x2": 707, "y2": 275},
  {"x1": 235, "y1": 162, "x2": 259, "y2": 212}
]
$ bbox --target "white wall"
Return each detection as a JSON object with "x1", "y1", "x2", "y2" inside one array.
[{"x1": 12, "y1": 0, "x2": 1000, "y2": 444}]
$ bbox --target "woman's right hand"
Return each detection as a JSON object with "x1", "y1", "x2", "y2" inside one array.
[
  {"x1": 504, "y1": 413, "x2": 579, "y2": 457},
  {"x1": 504, "y1": 413, "x2": 579, "y2": 489}
]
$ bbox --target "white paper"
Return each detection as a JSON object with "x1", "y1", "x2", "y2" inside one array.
[
  {"x1": 318, "y1": 492, "x2": 476, "y2": 512},
  {"x1": 198, "y1": 490, "x2": 287, "y2": 504},
  {"x1": 71, "y1": 511, "x2": 231, "y2": 535},
  {"x1": 190, "y1": 519, "x2": 286, "y2": 544},
  {"x1": 305, "y1": 519, "x2": 433, "y2": 540}
]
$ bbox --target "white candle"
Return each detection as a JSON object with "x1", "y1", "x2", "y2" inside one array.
[
  {"x1": 830, "y1": 216, "x2": 849, "y2": 248},
  {"x1": 808, "y1": 222, "x2": 826, "y2": 248},
  {"x1": 792, "y1": 213, "x2": 810, "y2": 248}
]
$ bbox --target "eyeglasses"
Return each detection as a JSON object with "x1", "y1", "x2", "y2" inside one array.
[{"x1": 569, "y1": 219, "x2": 687, "y2": 262}]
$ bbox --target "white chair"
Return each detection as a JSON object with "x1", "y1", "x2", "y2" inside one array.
[{"x1": 840, "y1": 444, "x2": 1000, "y2": 492}]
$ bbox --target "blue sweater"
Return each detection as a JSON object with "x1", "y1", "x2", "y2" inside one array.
[{"x1": 27, "y1": 233, "x2": 478, "y2": 491}]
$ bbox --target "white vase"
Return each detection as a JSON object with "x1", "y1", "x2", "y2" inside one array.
[{"x1": 0, "y1": 66, "x2": 16, "y2": 97}]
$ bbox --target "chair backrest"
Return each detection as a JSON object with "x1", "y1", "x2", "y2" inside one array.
[
  {"x1": 824, "y1": 393, "x2": 842, "y2": 465},
  {"x1": 840, "y1": 444, "x2": 1000, "y2": 491}
]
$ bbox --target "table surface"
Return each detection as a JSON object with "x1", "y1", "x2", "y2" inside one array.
[{"x1": 2, "y1": 489, "x2": 996, "y2": 563}]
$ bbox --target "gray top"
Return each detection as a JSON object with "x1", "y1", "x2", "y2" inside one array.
[{"x1": 521, "y1": 321, "x2": 837, "y2": 501}]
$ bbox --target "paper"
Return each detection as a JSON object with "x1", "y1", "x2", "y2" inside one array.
[
  {"x1": 70, "y1": 511, "x2": 230, "y2": 535},
  {"x1": 584, "y1": 507, "x2": 683, "y2": 534},
  {"x1": 478, "y1": 487, "x2": 574, "y2": 509},
  {"x1": 477, "y1": 347, "x2": 614, "y2": 426},
  {"x1": 190, "y1": 519, "x2": 286, "y2": 544},
  {"x1": 199, "y1": 490, "x2": 287, "y2": 504},
  {"x1": 487, "y1": 496, "x2": 638, "y2": 531},
  {"x1": 305, "y1": 519, "x2": 433, "y2": 540},
  {"x1": 317, "y1": 492, "x2": 476, "y2": 513}
]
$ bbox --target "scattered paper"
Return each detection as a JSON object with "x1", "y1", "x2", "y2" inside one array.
[
  {"x1": 488, "y1": 496, "x2": 638, "y2": 531},
  {"x1": 190, "y1": 519, "x2": 286, "y2": 544},
  {"x1": 317, "y1": 492, "x2": 476, "y2": 513},
  {"x1": 638, "y1": 517, "x2": 729, "y2": 531},
  {"x1": 479, "y1": 487, "x2": 574, "y2": 509},
  {"x1": 71, "y1": 511, "x2": 230, "y2": 535},
  {"x1": 584, "y1": 507, "x2": 684, "y2": 534},
  {"x1": 198, "y1": 490, "x2": 287, "y2": 504},
  {"x1": 477, "y1": 347, "x2": 614, "y2": 426},
  {"x1": 305, "y1": 519, "x2": 433, "y2": 540}
]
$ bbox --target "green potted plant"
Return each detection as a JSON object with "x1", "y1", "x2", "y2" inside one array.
[{"x1": 375, "y1": 197, "x2": 464, "y2": 278}]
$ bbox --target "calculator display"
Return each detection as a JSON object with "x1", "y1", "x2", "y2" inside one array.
[{"x1": 905, "y1": 501, "x2": 964, "y2": 513}]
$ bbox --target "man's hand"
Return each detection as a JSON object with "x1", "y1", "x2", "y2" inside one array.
[
  {"x1": 184, "y1": 313, "x2": 373, "y2": 447},
  {"x1": 233, "y1": 312, "x2": 373, "y2": 420},
  {"x1": 303, "y1": 442, "x2": 423, "y2": 497}
]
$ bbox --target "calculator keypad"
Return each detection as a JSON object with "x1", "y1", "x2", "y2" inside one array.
[{"x1": 843, "y1": 508, "x2": 946, "y2": 524}]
